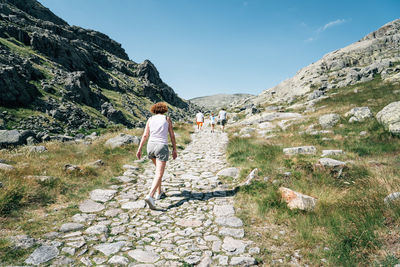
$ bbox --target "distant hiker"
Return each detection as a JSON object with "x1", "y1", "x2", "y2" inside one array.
[
  {"x1": 196, "y1": 111, "x2": 205, "y2": 130},
  {"x1": 136, "y1": 102, "x2": 177, "y2": 210},
  {"x1": 210, "y1": 113, "x2": 216, "y2": 133},
  {"x1": 218, "y1": 108, "x2": 228, "y2": 132}
]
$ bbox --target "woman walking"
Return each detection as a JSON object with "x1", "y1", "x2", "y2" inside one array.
[
  {"x1": 210, "y1": 113, "x2": 216, "y2": 133},
  {"x1": 136, "y1": 102, "x2": 177, "y2": 209}
]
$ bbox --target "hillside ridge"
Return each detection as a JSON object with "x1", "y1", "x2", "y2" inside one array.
[
  {"x1": 250, "y1": 18, "x2": 400, "y2": 106},
  {"x1": 0, "y1": 0, "x2": 198, "y2": 140}
]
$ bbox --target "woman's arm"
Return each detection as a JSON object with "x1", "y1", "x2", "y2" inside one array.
[
  {"x1": 136, "y1": 119, "x2": 150, "y2": 159},
  {"x1": 167, "y1": 117, "x2": 177, "y2": 160}
]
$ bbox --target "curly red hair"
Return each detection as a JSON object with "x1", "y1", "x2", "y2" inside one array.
[{"x1": 150, "y1": 102, "x2": 168, "y2": 114}]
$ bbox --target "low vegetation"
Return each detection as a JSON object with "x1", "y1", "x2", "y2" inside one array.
[{"x1": 227, "y1": 78, "x2": 400, "y2": 266}]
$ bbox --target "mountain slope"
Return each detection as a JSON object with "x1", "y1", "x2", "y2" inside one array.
[
  {"x1": 190, "y1": 93, "x2": 253, "y2": 110},
  {"x1": 251, "y1": 19, "x2": 400, "y2": 105},
  {"x1": 0, "y1": 0, "x2": 197, "y2": 136}
]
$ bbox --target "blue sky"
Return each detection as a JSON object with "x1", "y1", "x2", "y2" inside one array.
[{"x1": 38, "y1": 0, "x2": 399, "y2": 99}]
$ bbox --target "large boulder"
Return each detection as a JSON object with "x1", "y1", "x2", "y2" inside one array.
[
  {"x1": 105, "y1": 133, "x2": 140, "y2": 149},
  {"x1": 376, "y1": 101, "x2": 400, "y2": 135},
  {"x1": 279, "y1": 187, "x2": 317, "y2": 211},
  {"x1": 319, "y1": 113, "x2": 340, "y2": 129},
  {"x1": 345, "y1": 107, "x2": 373, "y2": 122},
  {"x1": 0, "y1": 129, "x2": 35, "y2": 148}
]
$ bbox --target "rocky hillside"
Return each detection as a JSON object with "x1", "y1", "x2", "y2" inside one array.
[
  {"x1": 249, "y1": 19, "x2": 400, "y2": 105},
  {"x1": 0, "y1": 0, "x2": 198, "y2": 140},
  {"x1": 190, "y1": 93, "x2": 253, "y2": 111}
]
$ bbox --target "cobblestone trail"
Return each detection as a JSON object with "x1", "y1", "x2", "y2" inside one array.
[{"x1": 29, "y1": 130, "x2": 259, "y2": 266}]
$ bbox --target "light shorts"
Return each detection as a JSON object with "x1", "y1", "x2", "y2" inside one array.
[
  {"x1": 147, "y1": 143, "x2": 169, "y2": 161},
  {"x1": 196, "y1": 122, "x2": 204, "y2": 126}
]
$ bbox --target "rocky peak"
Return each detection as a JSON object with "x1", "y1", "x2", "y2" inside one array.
[
  {"x1": 360, "y1": 18, "x2": 400, "y2": 41},
  {"x1": 5, "y1": 0, "x2": 68, "y2": 26},
  {"x1": 136, "y1": 60, "x2": 163, "y2": 85}
]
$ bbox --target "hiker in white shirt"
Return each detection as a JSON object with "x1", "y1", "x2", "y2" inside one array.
[
  {"x1": 218, "y1": 108, "x2": 228, "y2": 132},
  {"x1": 196, "y1": 112, "x2": 204, "y2": 130},
  {"x1": 210, "y1": 113, "x2": 216, "y2": 133},
  {"x1": 136, "y1": 102, "x2": 177, "y2": 210}
]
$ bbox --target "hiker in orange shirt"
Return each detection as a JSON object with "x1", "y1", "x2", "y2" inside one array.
[{"x1": 196, "y1": 111, "x2": 204, "y2": 130}]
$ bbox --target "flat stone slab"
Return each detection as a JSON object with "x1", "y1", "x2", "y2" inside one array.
[
  {"x1": 128, "y1": 249, "x2": 160, "y2": 263},
  {"x1": 217, "y1": 167, "x2": 239, "y2": 178},
  {"x1": 184, "y1": 255, "x2": 202, "y2": 265},
  {"x1": 59, "y1": 223, "x2": 84, "y2": 233},
  {"x1": 230, "y1": 256, "x2": 256, "y2": 265},
  {"x1": 90, "y1": 189, "x2": 117, "y2": 202},
  {"x1": 222, "y1": 237, "x2": 247, "y2": 255},
  {"x1": 319, "y1": 158, "x2": 346, "y2": 168},
  {"x1": 79, "y1": 199, "x2": 105, "y2": 213},
  {"x1": 94, "y1": 241, "x2": 126, "y2": 256},
  {"x1": 121, "y1": 200, "x2": 146, "y2": 210},
  {"x1": 321, "y1": 149, "x2": 343, "y2": 157},
  {"x1": 219, "y1": 227, "x2": 245, "y2": 238},
  {"x1": 214, "y1": 205, "x2": 235, "y2": 217},
  {"x1": 10, "y1": 235, "x2": 36, "y2": 249},
  {"x1": 108, "y1": 255, "x2": 129, "y2": 265},
  {"x1": 85, "y1": 224, "x2": 108, "y2": 235},
  {"x1": 283, "y1": 146, "x2": 317, "y2": 155},
  {"x1": 176, "y1": 218, "x2": 202, "y2": 227},
  {"x1": 25, "y1": 245, "x2": 59, "y2": 265},
  {"x1": 215, "y1": 216, "x2": 243, "y2": 227}
]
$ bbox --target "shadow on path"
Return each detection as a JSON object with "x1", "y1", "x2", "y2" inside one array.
[{"x1": 166, "y1": 187, "x2": 239, "y2": 210}]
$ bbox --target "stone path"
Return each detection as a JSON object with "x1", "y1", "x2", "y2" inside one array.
[{"x1": 29, "y1": 129, "x2": 259, "y2": 266}]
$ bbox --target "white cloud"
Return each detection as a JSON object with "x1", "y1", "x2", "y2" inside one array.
[
  {"x1": 305, "y1": 19, "x2": 348, "y2": 42},
  {"x1": 321, "y1": 19, "x2": 346, "y2": 32}
]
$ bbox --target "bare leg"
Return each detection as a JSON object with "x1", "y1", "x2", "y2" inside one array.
[
  {"x1": 150, "y1": 158, "x2": 161, "y2": 194},
  {"x1": 149, "y1": 159, "x2": 166, "y2": 197}
]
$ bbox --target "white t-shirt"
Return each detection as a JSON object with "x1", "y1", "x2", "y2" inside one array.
[
  {"x1": 218, "y1": 110, "x2": 227, "y2": 120},
  {"x1": 210, "y1": 115, "x2": 216, "y2": 124},
  {"x1": 196, "y1": 112, "x2": 204, "y2": 122}
]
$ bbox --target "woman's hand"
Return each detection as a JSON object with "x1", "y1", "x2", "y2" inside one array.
[
  {"x1": 172, "y1": 149, "x2": 177, "y2": 160},
  {"x1": 136, "y1": 149, "x2": 141, "y2": 160}
]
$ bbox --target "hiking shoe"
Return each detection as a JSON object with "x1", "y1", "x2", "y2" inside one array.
[
  {"x1": 144, "y1": 195, "x2": 156, "y2": 210},
  {"x1": 154, "y1": 191, "x2": 166, "y2": 200}
]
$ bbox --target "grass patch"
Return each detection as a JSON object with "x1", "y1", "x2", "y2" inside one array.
[{"x1": 227, "y1": 129, "x2": 400, "y2": 265}]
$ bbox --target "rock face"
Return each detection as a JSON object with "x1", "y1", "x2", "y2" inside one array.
[
  {"x1": 279, "y1": 187, "x2": 317, "y2": 211},
  {"x1": 376, "y1": 101, "x2": 400, "y2": 135},
  {"x1": 251, "y1": 19, "x2": 400, "y2": 104},
  {"x1": 0, "y1": 0, "x2": 199, "y2": 136},
  {"x1": 319, "y1": 114, "x2": 340, "y2": 129},
  {"x1": 189, "y1": 93, "x2": 253, "y2": 110}
]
